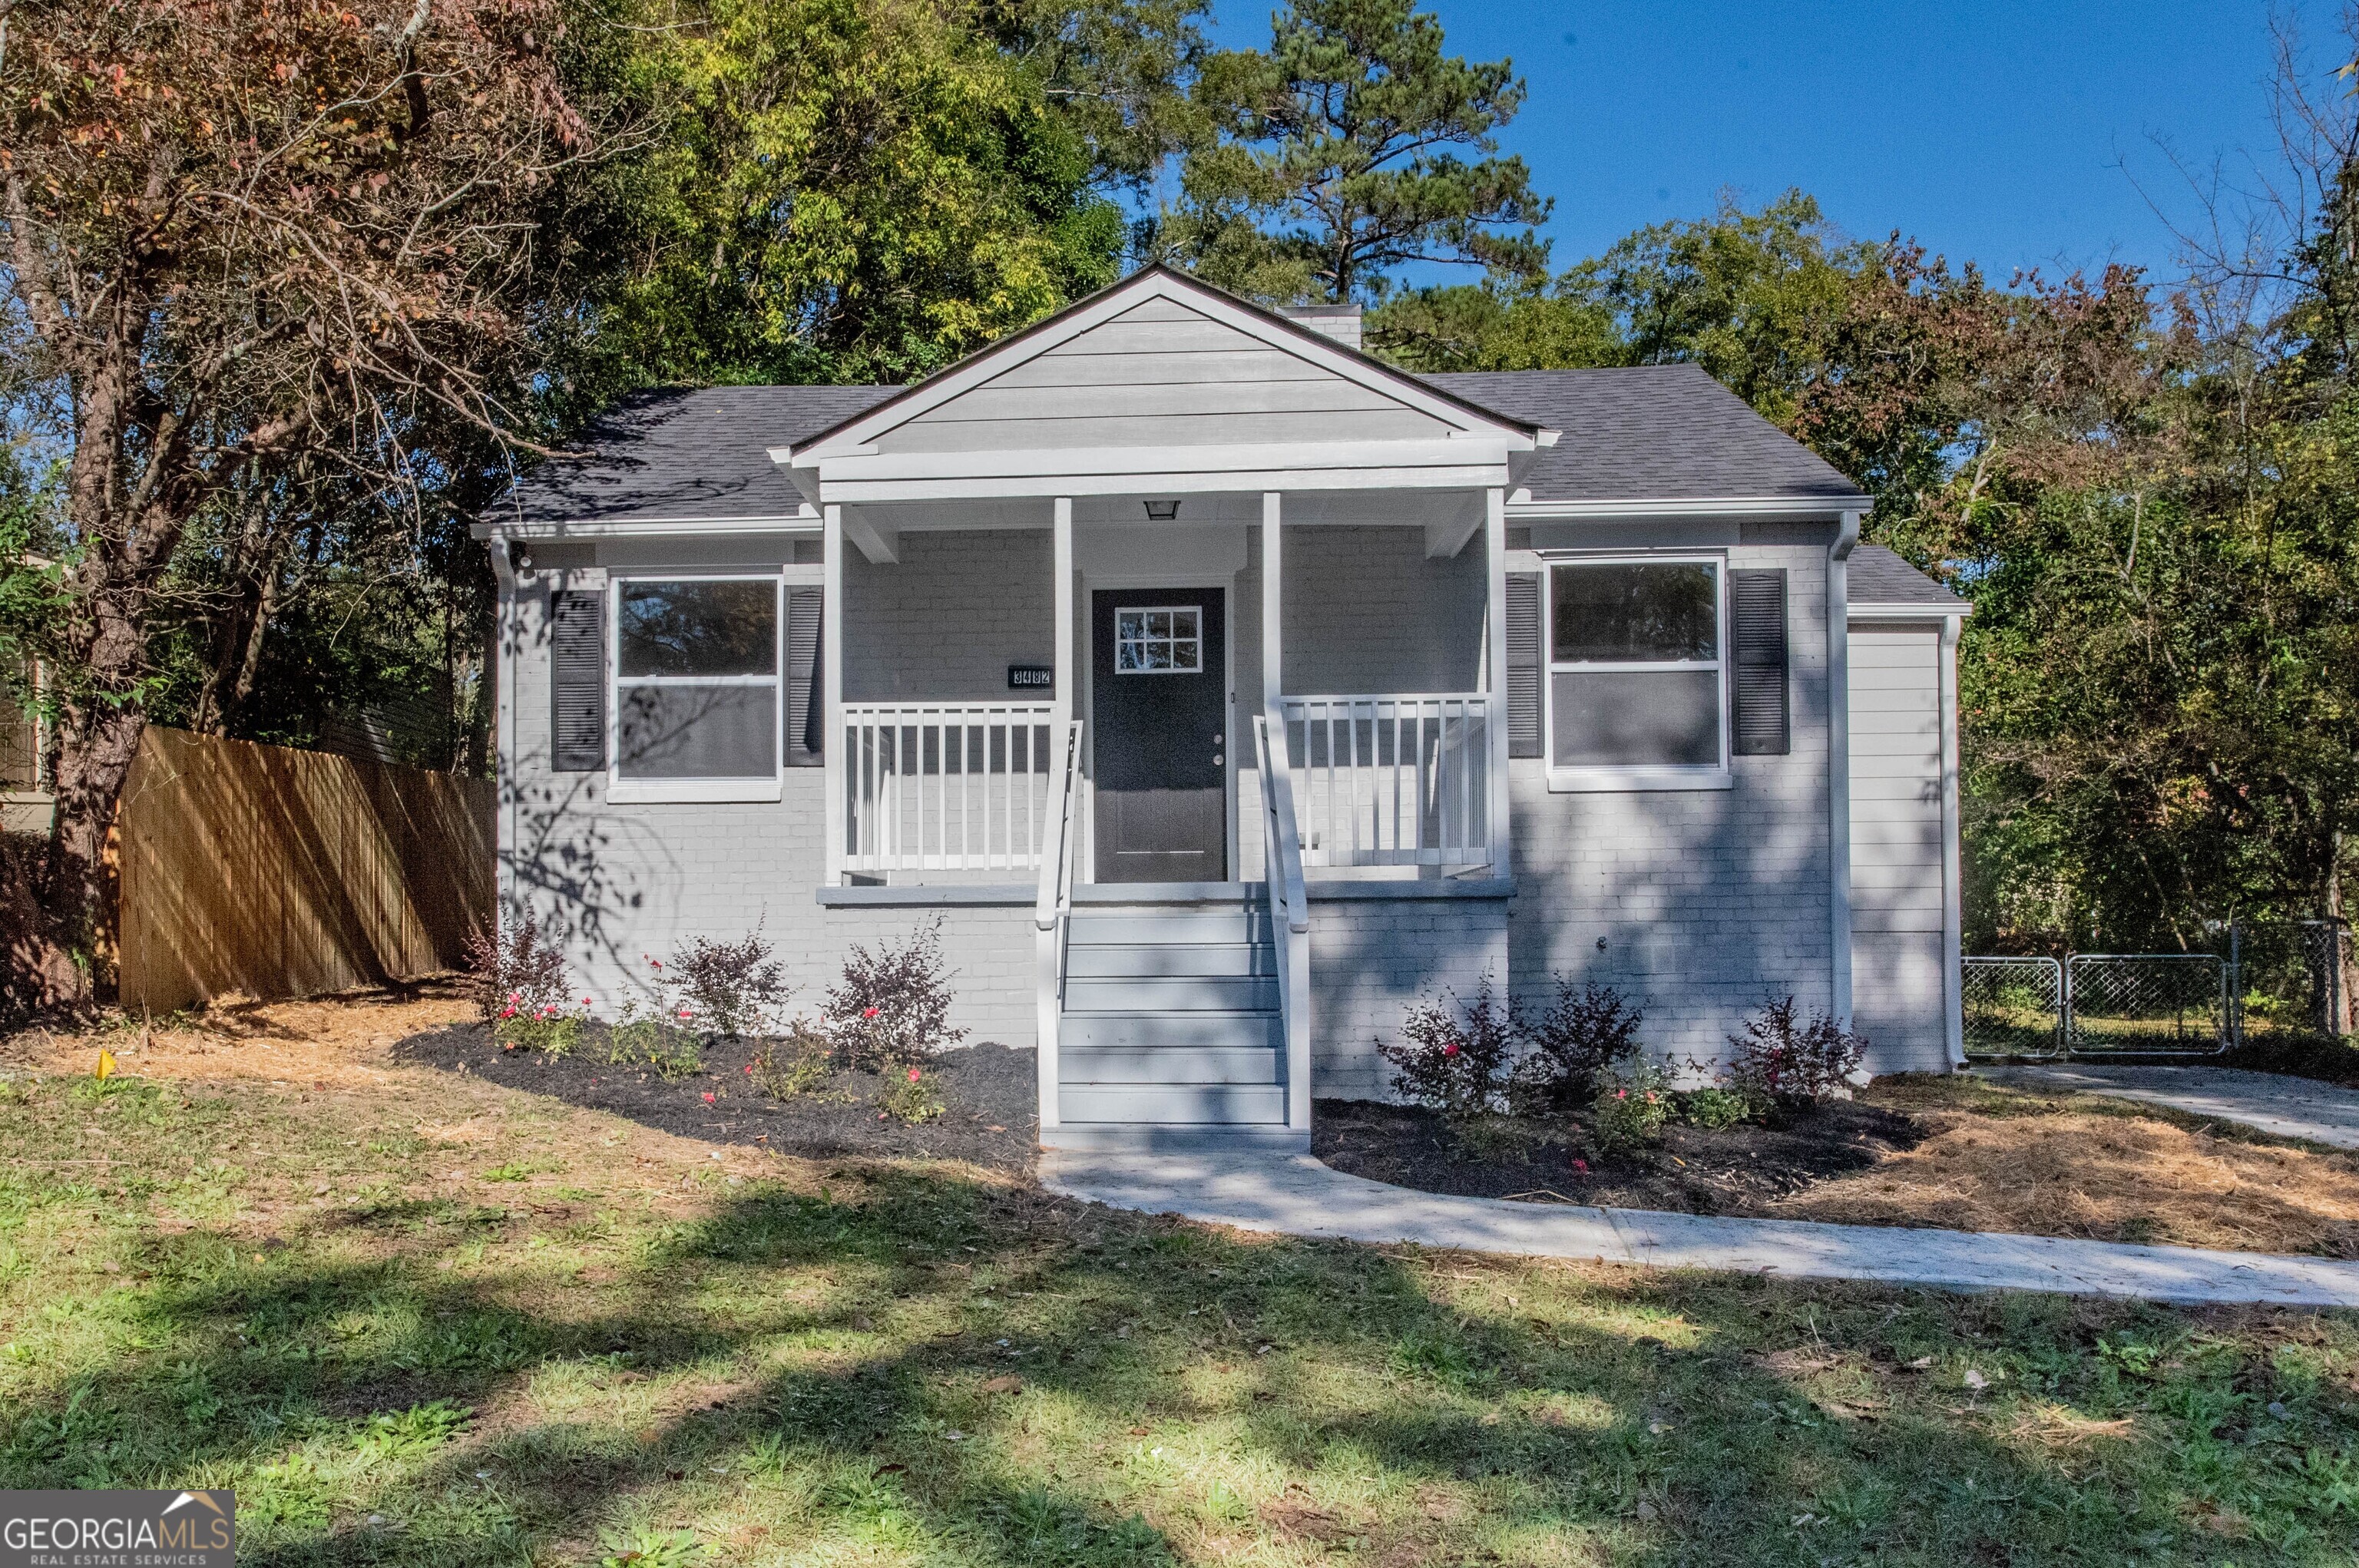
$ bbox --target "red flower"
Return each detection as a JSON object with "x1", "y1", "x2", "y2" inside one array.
[
  {"x1": 1615, "y1": 1088, "x2": 1628, "y2": 1100},
  {"x1": 499, "y1": 1006, "x2": 516, "y2": 1019},
  {"x1": 1572, "y1": 1158, "x2": 1589, "y2": 1173},
  {"x1": 862, "y1": 1006, "x2": 880, "y2": 1019},
  {"x1": 677, "y1": 1007, "x2": 694, "y2": 1020},
  {"x1": 702, "y1": 1092, "x2": 716, "y2": 1104},
  {"x1": 1441, "y1": 1043, "x2": 1460, "y2": 1057},
  {"x1": 906, "y1": 1066, "x2": 922, "y2": 1083},
  {"x1": 582, "y1": 997, "x2": 594, "y2": 1007},
  {"x1": 743, "y1": 1064, "x2": 754, "y2": 1074}
]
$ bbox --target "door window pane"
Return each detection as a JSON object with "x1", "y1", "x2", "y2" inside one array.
[
  {"x1": 1116, "y1": 607, "x2": 1202, "y2": 673},
  {"x1": 620, "y1": 581, "x2": 779, "y2": 676},
  {"x1": 1550, "y1": 670, "x2": 1722, "y2": 767},
  {"x1": 1552, "y1": 563, "x2": 1718, "y2": 662}
]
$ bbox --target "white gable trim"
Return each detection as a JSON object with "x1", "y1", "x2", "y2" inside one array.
[{"x1": 777, "y1": 268, "x2": 1547, "y2": 468}]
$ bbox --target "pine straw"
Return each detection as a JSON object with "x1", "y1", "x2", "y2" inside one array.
[
  {"x1": 0, "y1": 980, "x2": 475, "y2": 1090},
  {"x1": 1771, "y1": 1076, "x2": 2359, "y2": 1257}
]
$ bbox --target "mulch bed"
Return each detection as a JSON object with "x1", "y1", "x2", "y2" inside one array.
[
  {"x1": 1312, "y1": 1096, "x2": 1927, "y2": 1216},
  {"x1": 392, "y1": 1022, "x2": 1040, "y2": 1173}
]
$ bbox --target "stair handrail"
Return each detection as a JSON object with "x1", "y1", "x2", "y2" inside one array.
[
  {"x1": 1257, "y1": 713, "x2": 1313, "y2": 1133},
  {"x1": 1034, "y1": 719, "x2": 1084, "y2": 931},
  {"x1": 1255, "y1": 713, "x2": 1310, "y2": 935},
  {"x1": 1033, "y1": 719, "x2": 1084, "y2": 1135}
]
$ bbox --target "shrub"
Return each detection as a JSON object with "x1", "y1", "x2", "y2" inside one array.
[
  {"x1": 670, "y1": 926, "x2": 792, "y2": 1037},
  {"x1": 825, "y1": 919, "x2": 967, "y2": 1072},
  {"x1": 1725, "y1": 995, "x2": 1868, "y2": 1103},
  {"x1": 1512, "y1": 978, "x2": 1643, "y2": 1117},
  {"x1": 1381, "y1": 973, "x2": 1517, "y2": 1123},
  {"x1": 749, "y1": 1017, "x2": 835, "y2": 1098},
  {"x1": 496, "y1": 1001, "x2": 587, "y2": 1057},
  {"x1": 1590, "y1": 1055, "x2": 1675, "y2": 1156},
  {"x1": 461, "y1": 915, "x2": 568, "y2": 1028},
  {"x1": 1676, "y1": 1084, "x2": 1762, "y2": 1130},
  {"x1": 607, "y1": 1007, "x2": 702, "y2": 1080},
  {"x1": 878, "y1": 1061, "x2": 944, "y2": 1123}
]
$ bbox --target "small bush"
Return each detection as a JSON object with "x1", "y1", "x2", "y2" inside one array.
[
  {"x1": 1512, "y1": 978, "x2": 1643, "y2": 1118},
  {"x1": 607, "y1": 1010, "x2": 702, "y2": 1080},
  {"x1": 1725, "y1": 995, "x2": 1867, "y2": 1103},
  {"x1": 1677, "y1": 1084, "x2": 1762, "y2": 1130},
  {"x1": 461, "y1": 915, "x2": 569, "y2": 1027},
  {"x1": 825, "y1": 919, "x2": 967, "y2": 1072},
  {"x1": 878, "y1": 1061, "x2": 944, "y2": 1123},
  {"x1": 1590, "y1": 1056, "x2": 1675, "y2": 1156},
  {"x1": 1381, "y1": 973, "x2": 1517, "y2": 1123},
  {"x1": 749, "y1": 1017, "x2": 835, "y2": 1098},
  {"x1": 670, "y1": 926, "x2": 791, "y2": 1037},
  {"x1": 496, "y1": 1007, "x2": 584, "y2": 1057}
]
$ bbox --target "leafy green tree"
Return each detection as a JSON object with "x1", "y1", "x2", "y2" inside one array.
[
  {"x1": 548, "y1": 0, "x2": 1206, "y2": 400},
  {"x1": 1155, "y1": 0, "x2": 1549, "y2": 304}
]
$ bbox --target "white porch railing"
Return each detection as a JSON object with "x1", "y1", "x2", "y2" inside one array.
[
  {"x1": 1256, "y1": 713, "x2": 1313, "y2": 1133},
  {"x1": 842, "y1": 702, "x2": 1058, "y2": 874},
  {"x1": 1279, "y1": 694, "x2": 1493, "y2": 868}
]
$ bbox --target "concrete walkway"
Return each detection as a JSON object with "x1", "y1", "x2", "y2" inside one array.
[
  {"x1": 1976, "y1": 1063, "x2": 2359, "y2": 1150},
  {"x1": 1042, "y1": 1149, "x2": 2359, "y2": 1307}
]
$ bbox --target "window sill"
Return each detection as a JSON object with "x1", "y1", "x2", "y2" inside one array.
[
  {"x1": 1545, "y1": 768, "x2": 1732, "y2": 793},
  {"x1": 606, "y1": 778, "x2": 782, "y2": 805}
]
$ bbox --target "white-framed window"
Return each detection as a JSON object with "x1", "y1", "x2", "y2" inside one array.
[
  {"x1": 609, "y1": 574, "x2": 783, "y2": 803},
  {"x1": 1115, "y1": 606, "x2": 1203, "y2": 673},
  {"x1": 1544, "y1": 556, "x2": 1730, "y2": 790}
]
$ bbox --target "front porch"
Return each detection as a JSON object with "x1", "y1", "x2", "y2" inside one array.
[{"x1": 812, "y1": 491, "x2": 1517, "y2": 1151}]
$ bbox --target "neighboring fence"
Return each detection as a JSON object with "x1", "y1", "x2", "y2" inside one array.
[
  {"x1": 117, "y1": 726, "x2": 495, "y2": 1013},
  {"x1": 1964, "y1": 924, "x2": 2351, "y2": 1060}
]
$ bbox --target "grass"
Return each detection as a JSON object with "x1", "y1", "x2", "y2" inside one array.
[{"x1": 2, "y1": 1007, "x2": 2357, "y2": 1565}]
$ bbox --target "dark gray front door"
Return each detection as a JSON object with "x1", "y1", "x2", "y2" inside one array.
[{"x1": 1093, "y1": 589, "x2": 1227, "y2": 883}]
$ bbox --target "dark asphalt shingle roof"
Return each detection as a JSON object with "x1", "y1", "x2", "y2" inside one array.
[
  {"x1": 505, "y1": 385, "x2": 898, "y2": 527},
  {"x1": 502, "y1": 362, "x2": 1871, "y2": 524},
  {"x1": 1848, "y1": 544, "x2": 1969, "y2": 610},
  {"x1": 1422, "y1": 363, "x2": 1868, "y2": 504}
]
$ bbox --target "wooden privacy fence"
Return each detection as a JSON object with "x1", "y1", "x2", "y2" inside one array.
[{"x1": 117, "y1": 726, "x2": 495, "y2": 1013}]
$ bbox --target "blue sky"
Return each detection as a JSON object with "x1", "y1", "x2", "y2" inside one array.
[{"x1": 1204, "y1": 1, "x2": 2344, "y2": 286}]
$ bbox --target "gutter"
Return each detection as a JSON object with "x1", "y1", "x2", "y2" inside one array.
[{"x1": 1828, "y1": 510, "x2": 1861, "y2": 1030}]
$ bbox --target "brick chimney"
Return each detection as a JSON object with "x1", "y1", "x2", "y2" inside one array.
[{"x1": 1278, "y1": 302, "x2": 1363, "y2": 352}]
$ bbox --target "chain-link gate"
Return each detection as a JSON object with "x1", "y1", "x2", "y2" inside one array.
[
  {"x1": 2063, "y1": 954, "x2": 2229, "y2": 1055},
  {"x1": 1961, "y1": 957, "x2": 2065, "y2": 1058},
  {"x1": 1961, "y1": 954, "x2": 2231, "y2": 1059}
]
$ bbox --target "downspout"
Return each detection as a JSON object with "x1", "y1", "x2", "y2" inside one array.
[
  {"x1": 488, "y1": 533, "x2": 519, "y2": 924},
  {"x1": 1828, "y1": 510, "x2": 1860, "y2": 1029}
]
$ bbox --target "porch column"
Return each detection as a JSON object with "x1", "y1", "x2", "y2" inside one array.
[
  {"x1": 1053, "y1": 498, "x2": 1074, "y2": 726},
  {"x1": 823, "y1": 503, "x2": 845, "y2": 885},
  {"x1": 1484, "y1": 486, "x2": 1510, "y2": 876},
  {"x1": 1261, "y1": 491, "x2": 1282, "y2": 718}
]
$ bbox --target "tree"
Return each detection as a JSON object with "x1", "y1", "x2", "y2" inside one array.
[
  {"x1": 1154, "y1": 0, "x2": 1548, "y2": 305},
  {"x1": 544, "y1": 0, "x2": 1206, "y2": 400},
  {"x1": 1, "y1": 0, "x2": 591, "y2": 1007}
]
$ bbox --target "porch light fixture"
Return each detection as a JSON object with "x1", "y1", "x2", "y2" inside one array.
[{"x1": 1143, "y1": 499, "x2": 1182, "y2": 521}]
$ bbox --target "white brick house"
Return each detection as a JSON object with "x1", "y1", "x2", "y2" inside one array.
[{"x1": 481, "y1": 266, "x2": 1968, "y2": 1150}]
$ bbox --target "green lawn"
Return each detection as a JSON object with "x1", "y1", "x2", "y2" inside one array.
[{"x1": 1, "y1": 1051, "x2": 2356, "y2": 1566}]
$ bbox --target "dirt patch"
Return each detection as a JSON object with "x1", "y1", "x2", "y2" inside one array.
[
  {"x1": 1316, "y1": 1075, "x2": 2359, "y2": 1258},
  {"x1": 391, "y1": 1021, "x2": 1039, "y2": 1173},
  {"x1": 1315, "y1": 1096, "x2": 1922, "y2": 1212}
]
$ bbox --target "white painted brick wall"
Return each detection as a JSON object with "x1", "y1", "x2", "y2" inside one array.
[{"x1": 1309, "y1": 896, "x2": 1509, "y2": 1100}]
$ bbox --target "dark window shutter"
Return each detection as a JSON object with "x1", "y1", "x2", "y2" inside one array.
[
  {"x1": 550, "y1": 589, "x2": 606, "y2": 772},
  {"x1": 786, "y1": 587, "x2": 823, "y2": 766},
  {"x1": 1729, "y1": 568, "x2": 1789, "y2": 756},
  {"x1": 1506, "y1": 572, "x2": 1543, "y2": 759}
]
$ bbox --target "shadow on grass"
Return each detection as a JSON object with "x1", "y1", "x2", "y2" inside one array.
[{"x1": 3, "y1": 1080, "x2": 2351, "y2": 1564}]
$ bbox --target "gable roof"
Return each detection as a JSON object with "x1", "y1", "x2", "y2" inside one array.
[
  {"x1": 1423, "y1": 364, "x2": 1867, "y2": 506},
  {"x1": 501, "y1": 385, "x2": 897, "y2": 528},
  {"x1": 781, "y1": 263, "x2": 1546, "y2": 461},
  {"x1": 1848, "y1": 544, "x2": 1970, "y2": 613}
]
